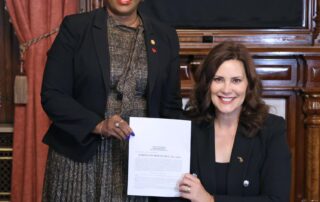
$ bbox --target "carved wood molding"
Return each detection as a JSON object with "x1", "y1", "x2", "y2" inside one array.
[
  {"x1": 313, "y1": 0, "x2": 320, "y2": 44},
  {"x1": 303, "y1": 92, "x2": 320, "y2": 201}
]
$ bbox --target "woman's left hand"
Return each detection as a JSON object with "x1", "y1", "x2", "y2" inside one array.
[{"x1": 179, "y1": 174, "x2": 214, "y2": 202}]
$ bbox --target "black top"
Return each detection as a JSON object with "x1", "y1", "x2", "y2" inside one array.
[
  {"x1": 215, "y1": 162, "x2": 229, "y2": 195},
  {"x1": 189, "y1": 114, "x2": 291, "y2": 201}
]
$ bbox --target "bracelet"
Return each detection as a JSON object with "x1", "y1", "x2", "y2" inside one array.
[{"x1": 99, "y1": 121, "x2": 105, "y2": 140}]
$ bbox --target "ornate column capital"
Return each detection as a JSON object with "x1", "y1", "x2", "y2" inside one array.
[{"x1": 303, "y1": 93, "x2": 320, "y2": 123}]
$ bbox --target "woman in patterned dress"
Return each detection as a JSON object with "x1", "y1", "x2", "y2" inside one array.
[{"x1": 41, "y1": 0, "x2": 182, "y2": 201}]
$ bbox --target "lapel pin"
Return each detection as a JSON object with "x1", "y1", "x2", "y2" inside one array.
[
  {"x1": 237, "y1": 156, "x2": 244, "y2": 163},
  {"x1": 151, "y1": 47, "x2": 157, "y2": 53},
  {"x1": 151, "y1": 39, "x2": 156, "y2": 45}
]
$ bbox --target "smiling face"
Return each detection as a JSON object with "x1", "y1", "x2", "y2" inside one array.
[
  {"x1": 105, "y1": 0, "x2": 141, "y2": 17},
  {"x1": 210, "y1": 59, "x2": 248, "y2": 118}
]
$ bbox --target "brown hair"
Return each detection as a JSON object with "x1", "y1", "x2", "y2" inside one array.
[{"x1": 185, "y1": 41, "x2": 269, "y2": 137}]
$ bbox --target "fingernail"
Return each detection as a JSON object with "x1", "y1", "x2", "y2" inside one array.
[
  {"x1": 126, "y1": 132, "x2": 135, "y2": 141},
  {"x1": 192, "y1": 173, "x2": 197, "y2": 177}
]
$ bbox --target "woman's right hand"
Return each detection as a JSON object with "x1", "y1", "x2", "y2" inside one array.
[{"x1": 94, "y1": 114, "x2": 133, "y2": 141}]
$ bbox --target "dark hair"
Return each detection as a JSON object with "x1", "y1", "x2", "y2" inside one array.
[{"x1": 185, "y1": 41, "x2": 269, "y2": 137}]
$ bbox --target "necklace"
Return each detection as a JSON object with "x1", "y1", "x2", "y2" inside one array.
[
  {"x1": 111, "y1": 14, "x2": 140, "y2": 28},
  {"x1": 127, "y1": 15, "x2": 140, "y2": 28}
]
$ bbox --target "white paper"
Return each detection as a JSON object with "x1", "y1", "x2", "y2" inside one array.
[{"x1": 127, "y1": 117, "x2": 191, "y2": 197}]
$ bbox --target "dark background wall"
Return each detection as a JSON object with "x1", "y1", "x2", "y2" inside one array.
[{"x1": 139, "y1": 0, "x2": 303, "y2": 28}]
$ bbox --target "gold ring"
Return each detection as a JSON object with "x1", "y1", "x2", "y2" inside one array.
[{"x1": 186, "y1": 186, "x2": 191, "y2": 193}]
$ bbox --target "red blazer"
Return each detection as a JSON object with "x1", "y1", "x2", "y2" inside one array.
[{"x1": 41, "y1": 8, "x2": 182, "y2": 162}]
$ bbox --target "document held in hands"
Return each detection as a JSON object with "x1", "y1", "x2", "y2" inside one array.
[{"x1": 127, "y1": 117, "x2": 191, "y2": 197}]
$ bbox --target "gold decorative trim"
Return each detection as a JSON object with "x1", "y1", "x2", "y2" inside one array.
[
  {"x1": 0, "y1": 157, "x2": 12, "y2": 160},
  {"x1": 0, "y1": 148, "x2": 12, "y2": 152},
  {"x1": 0, "y1": 124, "x2": 13, "y2": 133}
]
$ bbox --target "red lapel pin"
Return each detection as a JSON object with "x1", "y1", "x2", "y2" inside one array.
[{"x1": 151, "y1": 47, "x2": 157, "y2": 53}]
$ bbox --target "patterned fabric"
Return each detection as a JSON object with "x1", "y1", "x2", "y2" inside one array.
[
  {"x1": 107, "y1": 16, "x2": 148, "y2": 121},
  {"x1": 42, "y1": 15, "x2": 148, "y2": 202}
]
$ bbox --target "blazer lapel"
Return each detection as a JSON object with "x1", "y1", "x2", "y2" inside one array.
[
  {"x1": 93, "y1": 8, "x2": 110, "y2": 92},
  {"x1": 227, "y1": 125, "x2": 254, "y2": 195},
  {"x1": 196, "y1": 123, "x2": 216, "y2": 193},
  {"x1": 140, "y1": 13, "x2": 160, "y2": 98}
]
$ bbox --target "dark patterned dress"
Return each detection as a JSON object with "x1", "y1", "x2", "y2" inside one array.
[{"x1": 42, "y1": 15, "x2": 149, "y2": 202}]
